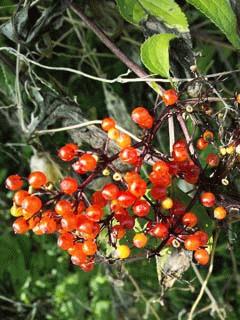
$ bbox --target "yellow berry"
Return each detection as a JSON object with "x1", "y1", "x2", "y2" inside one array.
[
  {"x1": 10, "y1": 205, "x2": 23, "y2": 217},
  {"x1": 108, "y1": 128, "x2": 120, "y2": 141},
  {"x1": 226, "y1": 144, "x2": 235, "y2": 155},
  {"x1": 214, "y1": 206, "x2": 227, "y2": 220},
  {"x1": 219, "y1": 147, "x2": 227, "y2": 156},
  {"x1": 161, "y1": 197, "x2": 173, "y2": 210},
  {"x1": 117, "y1": 245, "x2": 131, "y2": 259}
]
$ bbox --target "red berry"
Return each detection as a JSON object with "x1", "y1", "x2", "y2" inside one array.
[
  {"x1": 22, "y1": 195, "x2": 42, "y2": 215},
  {"x1": 13, "y1": 217, "x2": 29, "y2": 234},
  {"x1": 55, "y1": 200, "x2": 73, "y2": 216},
  {"x1": 72, "y1": 160, "x2": 86, "y2": 174},
  {"x1": 150, "y1": 186, "x2": 167, "y2": 200},
  {"x1": 5, "y1": 175, "x2": 23, "y2": 191},
  {"x1": 111, "y1": 225, "x2": 126, "y2": 239},
  {"x1": 182, "y1": 212, "x2": 198, "y2": 227},
  {"x1": 102, "y1": 183, "x2": 120, "y2": 201},
  {"x1": 91, "y1": 191, "x2": 107, "y2": 207},
  {"x1": 82, "y1": 240, "x2": 97, "y2": 256},
  {"x1": 86, "y1": 205, "x2": 103, "y2": 222},
  {"x1": 200, "y1": 192, "x2": 216, "y2": 207},
  {"x1": 151, "y1": 223, "x2": 169, "y2": 239},
  {"x1": 128, "y1": 178, "x2": 147, "y2": 198},
  {"x1": 13, "y1": 190, "x2": 29, "y2": 206},
  {"x1": 77, "y1": 200, "x2": 86, "y2": 213},
  {"x1": 58, "y1": 233, "x2": 74, "y2": 250},
  {"x1": 28, "y1": 171, "x2": 47, "y2": 189},
  {"x1": 117, "y1": 191, "x2": 136, "y2": 208},
  {"x1": 194, "y1": 249, "x2": 209, "y2": 265},
  {"x1": 131, "y1": 107, "x2": 153, "y2": 129},
  {"x1": 78, "y1": 154, "x2": 97, "y2": 172},
  {"x1": 170, "y1": 200, "x2": 186, "y2": 216},
  {"x1": 149, "y1": 171, "x2": 171, "y2": 187},
  {"x1": 206, "y1": 153, "x2": 219, "y2": 167},
  {"x1": 58, "y1": 143, "x2": 78, "y2": 161},
  {"x1": 162, "y1": 89, "x2": 178, "y2": 106},
  {"x1": 101, "y1": 117, "x2": 116, "y2": 131},
  {"x1": 132, "y1": 199, "x2": 150, "y2": 217},
  {"x1": 172, "y1": 140, "x2": 189, "y2": 162},
  {"x1": 77, "y1": 215, "x2": 95, "y2": 234},
  {"x1": 184, "y1": 235, "x2": 201, "y2": 251},
  {"x1": 61, "y1": 214, "x2": 78, "y2": 231},
  {"x1": 119, "y1": 147, "x2": 139, "y2": 165},
  {"x1": 60, "y1": 177, "x2": 78, "y2": 194},
  {"x1": 194, "y1": 230, "x2": 208, "y2": 246},
  {"x1": 152, "y1": 160, "x2": 169, "y2": 173}
]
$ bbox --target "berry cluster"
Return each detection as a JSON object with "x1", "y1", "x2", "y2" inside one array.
[{"x1": 5, "y1": 89, "x2": 229, "y2": 271}]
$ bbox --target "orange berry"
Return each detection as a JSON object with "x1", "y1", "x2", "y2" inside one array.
[
  {"x1": 108, "y1": 127, "x2": 120, "y2": 140},
  {"x1": 182, "y1": 212, "x2": 198, "y2": 227},
  {"x1": 194, "y1": 249, "x2": 209, "y2": 265},
  {"x1": 5, "y1": 175, "x2": 23, "y2": 191},
  {"x1": 28, "y1": 171, "x2": 47, "y2": 189},
  {"x1": 133, "y1": 233, "x2": 148, "y2": 248},
  {"x1": 214, "y1": 206, "x2": 227, "y2": 220},
  {"x1": 101, "y1": 117, "x2": 116, "y2": 131},
  {"x1": 116, "y1": 133, "x2": 131, "y2": 148},
  {"x1": 60, "y1": 177, "x2": 78, "y2": 194},
  {"x1": 197, "y1": 137, "x2": 208, "y2": 150},
  {"x1": 162, "y1": 89, "x2": 178, "y2": 106},
  {"x1": 13, "y1": 217, "x2": 29, "y2": 234},
  {"x1": 184, "y1": 235, "x2": 201, "y2": 251},
  {"x1": 13, "y1": 190, "x2": 29, "y2": 206},
  {"x1": 22, "y1": 195, "x2": 42, "y2": 215},
  {"x1": 82, "y1": 240, "x2": 97, "y2": 256}
]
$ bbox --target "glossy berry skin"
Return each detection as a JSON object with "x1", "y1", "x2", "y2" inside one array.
[
  {"x1": 91, "y1": 191, "x2": 107, "y2": 207},
  {"x1": 172, "y1": 140, "x2": 189, "y2": 162},
  {"x1": 162, "y1": 89, "x2": 178, "y2": 106},
  {"x1": 77, "y1": 215, "x2": 95, "y2": 234},
  {"x1": 194, "y1": 249, "x2": 209, "y2": 265},
  {"x1": 117, "y1": 245, "x2": 130, "y2": 259},
  {"x1": 118, "y1": 213, "x2": 135, "y2": 229},
  {"x1": 108, "y1": 128, "x2": 120, "y2": 140},
  {"x1": 13, "y1": 217, "x2": 29, "y2": 234},
  {"x1": 200, "y1": 192, "x2": 216, "y2": 207},
  {"x1": 22, "y1": 195, "x2": 42, "y2": 215},
  {"x1": 117, "y1": 191, "x2": 136, "y2": 208},
  {"x1": 153, "y1": 160, "x2": 169, "y2": 173},
  {"x1": 82, "y1": 240, "x2": 97, "y2": 256},
  {"x1": 119, "y1": 147, "x2": 139, "y2": 165},
  {"x1": 149, "y1": 171, "x2": 171, "y2": 187},
  {"x1": 101, "y1": 117, "x2": 116, "y2": 131},
  {"x1": 13, "y1": 190, "x2": 29, "y2": 206},
  {"x1": 102, "y1": 183, "x2": 120, "y2": 201},
  {"x1": 58, "y1": 143, "x2": 78, "y2": 161},
  {"x1": 170, "y1": 200, "x2": 185, "y2": 216},
  {"x1": 86, "y1": 205, "x2": 104, "y2": 222},
  {"x1": 197, "y1": 137, "x2": 208, "y2": 150},
  {"x1": 128, "y1": 178, "x2": 147, "y2": 198},
  {"x1": 78, "y1": 154, "x2": 97, "y2": 172},
  {"x1": 55, "y1": 200, "x2": 73, "y2": 216},
  {"x1": 57, "y1": 233, "x2": 74, "y2": 250},
  {"x1": 5, "y1": 175, "x2": 23, "y2": 191},
  {"x1": 131, "y1": 107, "x2": 153, "y2": 129},
  {"x1": 206, "y1": 153, "x2": 219, "y2": 167},
  {"x1": 133, "y1": 233, "x2": 148, "y2": 248},
  {"x1": 184, "y1": 235, "x2": 201, "y2": 251},
  {"x1": 132, "y1": 199, "x2": 150, "y2": 217},
  {"x1": 116, "y1": 133, "x2": 131, "y2": 148},
  {"x1": 182, "y1": 212, "x2": 198, "y2": 227},
  {"x1": 195, "y1": 231, "x2": 208, "y2": 246},
  {"x1": 60, "y1": 177, "x2": 78, "y2": 194},
  {"x1": 214, "y1": 206, "x2": 227, "y2": 220},
  {"x1": 151, "y1": 223, "x2": 169, "y2": 239},
  {"x1": 28, "y1": 171, "x2": 47, "y2": 189},
  {"x1": 61, "y1": 214, "x2": 78, "y2": 231}
]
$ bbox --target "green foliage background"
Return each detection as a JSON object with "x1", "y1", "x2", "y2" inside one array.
[{"x1": 0, "y1": 1, "x2": 240, "y2": 319}]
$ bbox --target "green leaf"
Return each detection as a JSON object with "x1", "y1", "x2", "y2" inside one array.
[
  {"x1": 140, "y1": 33, "x2": 176, "y2": 77},
  {"x1": 139, "y1": 0, "x2": 189, "y2": 32},
  {"x1": 186, "y1": 0, "x2": 240, "y2": 49},
  {"x1": 116, "y1": 0, "x2": 146, "y2": 24}
]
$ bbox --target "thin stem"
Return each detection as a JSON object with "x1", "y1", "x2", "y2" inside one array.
[{"x1": 188, "y1": 229, "x2": 220, "y2": 320}]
